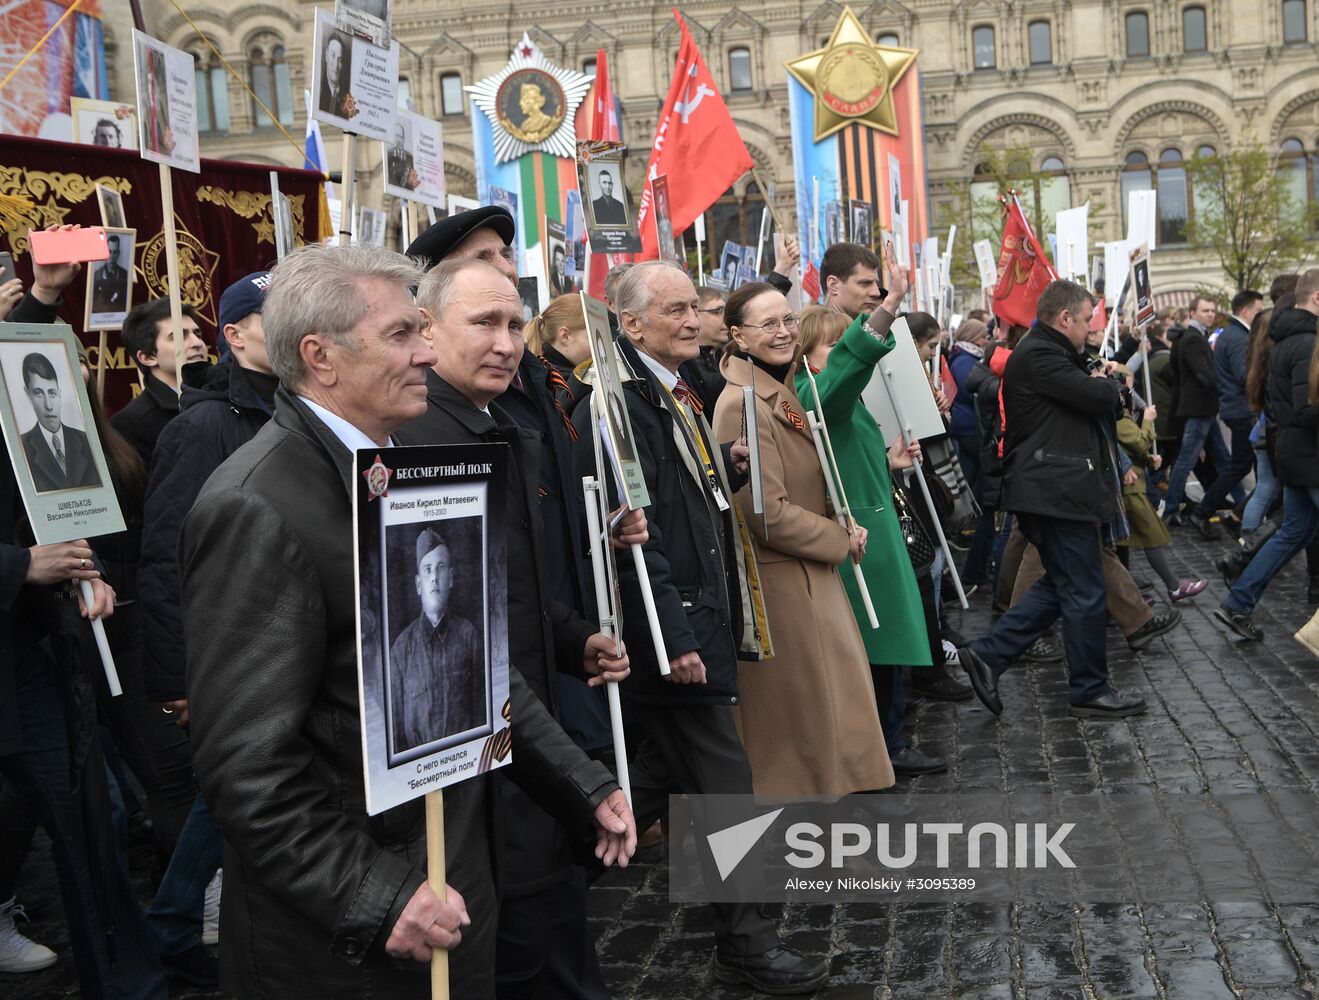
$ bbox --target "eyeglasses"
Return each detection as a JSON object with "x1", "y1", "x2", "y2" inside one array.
[
  {"x1": 740, "y1": 315, "x2": 800, "y2": 335},
  {"x1": 698, "y1": 305, "x2": 725, "y2": 316}
]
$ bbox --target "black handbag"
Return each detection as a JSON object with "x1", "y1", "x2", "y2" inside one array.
[{"x1": 892, "y1": 482, "x2": 936, "y2": 571}]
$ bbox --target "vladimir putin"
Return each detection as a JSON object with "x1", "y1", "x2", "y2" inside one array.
[
  {"x1": 591, "y1": 169, "x2": 626, "y2": 225},
  {"x1": 18, "y1": 353, "x2": 101, "y2": 493},
  {"x1": 388, "y1": 527, "x2": 484, "y2": 753}
]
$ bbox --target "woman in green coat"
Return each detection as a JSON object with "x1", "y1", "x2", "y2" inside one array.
[{"x1": 794, "y1": 264, "x2": 945, "y2": 775}]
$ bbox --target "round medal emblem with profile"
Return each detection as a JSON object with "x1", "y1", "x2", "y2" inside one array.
[
  {"x1": 817, "y1": 45, "x2": 888, "y2": 119},
  {"x1": 496, "y1": 69, "x2": 566, "y2": 144}
]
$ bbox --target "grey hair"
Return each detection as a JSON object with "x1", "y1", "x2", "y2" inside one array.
[
  {"x1": 603, "y1": 262, "x2": 634, "y2": 303},
  {"x1": 613, "y1": 259, "x2": 688, "y2": 321},
  {"x1": 415, "y1": 257, "x2": 509, "y2": 318},
  {"x1": 263, "y1": 243, "x2": 425, "y2": 389}
]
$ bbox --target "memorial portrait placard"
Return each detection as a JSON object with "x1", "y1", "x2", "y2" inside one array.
[
  {"x1": 83, "y1": 229, "x2": 135, "y2": 332},
  {"x1": 382, "y1": 110, "x2": 445, "y2": 209},
  {"x1": 353, "y1": 444, "x2": 512, "y2": 815},
  {"x1": 132, "y1": 31, "x2": 200, "y2": 173},
  {"x1": 581, "y1": 295, "x2": 649, "y2": 510},
  {"x1": 70, "y1": 98, "x2": 138, "y2": 151},
  {"x1": 576, "y1": 140, "x2": 642, "y2": 254},
  {"x1": 310, "y1": 8, "x2": 399, "y2": 142},
  {"x1": 335, "y1": 0, "x2": 392, "y2": 49},
  {"x1": 0, "y1": 322, "x2": 126, "y2": 543}
]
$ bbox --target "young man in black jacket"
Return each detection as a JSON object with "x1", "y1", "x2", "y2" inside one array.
[
  {"x1": 958, "y1": 280, "x2": 1147, "y2": 720},
  {"x1": 1163, "y1": 295, "x2": 1230, "y2": 523}
]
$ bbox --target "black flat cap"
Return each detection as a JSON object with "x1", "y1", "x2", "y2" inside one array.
[{"x1": 406, "y1": 206, "x2": 517, "y2": 271}]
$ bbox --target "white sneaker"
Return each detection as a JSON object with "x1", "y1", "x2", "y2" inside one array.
[
  {"x1": 202, "y1": 870, "x2": 221, "y2": 946},
  {"x1": 0, "y1": 896, "x2": 57, "y2": 972}
]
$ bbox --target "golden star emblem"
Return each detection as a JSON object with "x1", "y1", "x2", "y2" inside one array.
[
  {"x1": 252, "y1": 215, "x2": 275, "y2": 245},
  {"x1": 786, "y1": 6, "x2": 918, "y2": 142},
  {"x1": 34, "y1": 196, "x2": 72, "y2": 229}
]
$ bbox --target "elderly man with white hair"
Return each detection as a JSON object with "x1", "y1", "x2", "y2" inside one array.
[
  {"x1": 180, "y1": 243, "x2": 635, "y2": 999},
  {"x1": 571, "y1": 260, "x2": 830, "y2": 995}
]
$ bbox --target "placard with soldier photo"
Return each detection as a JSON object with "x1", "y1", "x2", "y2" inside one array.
[
  {"x1": 381, "y1": 109, "x2": 445, "y2": 209},
  {"x1": 83, "y1": 229, "x2": 135, "y2": 332},
  {"x1": 132, "y1": 30, "x2": 199, "y2": 173},
  {"x1": 70, "y1": 98, "x2": 138, "y2": 151},
  {"x1": 651, "y1": 174, "x2": 680, "y2": 263},
  {"x1": 575, "y1": 140, "x2": 642, "y2": 254},
  {"x1": 95, "y1": 184, "x2": 127, "y2": 229},
  {"x1": 849, "y1": 199, "x2": 873, "y2": 247},
  {"x1": 0, "y1": 323, "x2": 125, "y2": 541},
  {"x1": 310, "y1": 8, "x2": 400, "y2": 142},
  {"x1": 1129, "y1": 243, "x2": 1154, "y2": 330},
  {"x1": 581, "y1": 295, "x2": 649, "y2": 510},
  {"x1": 353, "y1": 444, "x2": 512, "y2": 815}
]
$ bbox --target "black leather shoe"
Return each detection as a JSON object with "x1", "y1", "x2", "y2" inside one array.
[
  {"x1": 1188, "y1": 511, "x2": 1219, "y2": 540},
  {"x1": 1069, "y1": 690, "x2": 1147, "y2": 718},
  {"x1": 1126, "y1": 610, "x2": 1181, "y2": 651},
  {"x1": 890, "y1": 746, "x2": 948, "y2": 775},
  {"x1": 1214, "y1": 605, "x2": 1264, "y2": 641},
  {"x1": 957, "y1": 647, "x2": 1002, "y2": 716},
  {"x1": 1215, "y1": 551, "x2": 1250, "y2": 586},
  {"x1": 1165, "y1": 513, "x2": 1186, "y2": 528},
  {"x1": 713, "y1": 945, "x2": 829, "y2": 995},
  {"x1": 911, "y1": 665, "x2": 973, "y2": 702},
  {"x1": 161, "y1": 944, "x2": 219, "y2": 986}
]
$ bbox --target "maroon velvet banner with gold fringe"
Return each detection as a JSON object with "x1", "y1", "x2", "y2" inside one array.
[{"x1": 0, "y1": 134, "x2": 326, "y2": 413}]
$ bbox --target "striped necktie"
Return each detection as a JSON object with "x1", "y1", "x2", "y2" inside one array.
[{"x1": 672, "y1": 377, "x2": 703, "y2": 416}]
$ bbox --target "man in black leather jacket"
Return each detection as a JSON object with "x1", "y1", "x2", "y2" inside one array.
[
  {"x1": 179, "y1": 244, "x2": 634, "y2": 999},
  {"x1": 958, "y1": 280, "x2": 1148, "y2": 720}
]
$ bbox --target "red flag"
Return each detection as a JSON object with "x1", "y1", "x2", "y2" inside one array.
[
  {"x1": 1089, "y1": 296, "x2": 1107, "y2": 332},
  {"x1": 801, "y1": 260, "x2": 821, "y2": 303},
  {"x1": 635, "y1": 10, "x2": 753, "y2": 260},
  {"x1": 991, "y1": 195, "x2": 1058, "y2": 328}
]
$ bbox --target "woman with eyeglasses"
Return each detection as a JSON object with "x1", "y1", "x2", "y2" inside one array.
[{"x1": 710, "y1": 281, "x2": 894, "y2": 797}]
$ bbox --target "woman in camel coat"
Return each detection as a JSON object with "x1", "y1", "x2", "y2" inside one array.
[{"x1": 711, "y1": 281, "x2": 894, "y2": 797}]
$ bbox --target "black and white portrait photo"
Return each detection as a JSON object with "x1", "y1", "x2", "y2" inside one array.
[
  {"x1": 71, "y1": 99, "x2": 139, "y2": 151},
  {"x1": 96, "y1": 184, "x2": 126, "y2": 230},
  {"x1": 133, "y1": 31, "x2": 199, "y2": 172},
  {"x1": 718, "y1": 243, "x2": 743, "y2": 292},
  {"x1": 546, "y1": 221, "x2": 570, "y2": 297},
  {"x1": 385, "y1": 521, "x2": 488, "y2": 756},
  {"x1": 518, "y1": 277, "x2": 541, "y2": 324},
  {"x1": 589, "y1": 164, "x2": 628, "y2": 226},
  {"x1": 385, "y1": 119, "x2": 416, "y2": 191},
  {"x1": 849, "y1": 199, "x2": 873, "y2": 247},
  {"x1": 0, "y1": 345, "x2": 102, "y2": 495},
  {"x1": 318, "y1": 27, "x2": 353, "y2": 119},
  {"x1": 824, "y1": 201, "x2": 843, "y2": 249},
  {"x1": 85, "y1": 229, "x2": 134, "y2": 332},
  {"x1": 335, "y1": 0, "x2": 391, "y2": 47}
]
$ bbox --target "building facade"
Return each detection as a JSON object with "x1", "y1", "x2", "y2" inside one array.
[{"x1": 108, "y1": 0, "x2": 1319, "y2": 299}]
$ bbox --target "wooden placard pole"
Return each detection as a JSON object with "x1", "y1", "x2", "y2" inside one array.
[
  {"x1": 581, "y1": 473, "x2": 632, "y2": 806},
  {"x1": 95, "y1": 329, "x2": 108, "y2": 402},
  {"x1": 878, "y1": 360, "x2": 969, "y2": 609},
  {"x1": 158, "y1": 163, "x2": 187, "y2": 394},
  {"x1": 425, "y1": 790, "x2": 448, "y2": 999},
  {"x1": 79, "y1": 579, "x2": 122, "y2": 696},
  {"x1": 1140, "y1": 332, "x2": 1159, "y2": 458},
  {"x1": 339, "y1": 133, "x2": 358, "y2": 247},
  {"x1": 806, "y1": 412, "x2": 878, "y2": 630}
]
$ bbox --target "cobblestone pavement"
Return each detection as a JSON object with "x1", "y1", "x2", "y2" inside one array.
[{"x1": 5, "y1": 526, "x2": 1318, "y2": 999}]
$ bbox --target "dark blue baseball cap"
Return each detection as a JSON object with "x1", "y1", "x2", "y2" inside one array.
[{"x1": 219, "y1": 271, "x2": 272, "y2": 329}]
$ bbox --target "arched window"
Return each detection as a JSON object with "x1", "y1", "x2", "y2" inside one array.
[
  {"x1": 1126, "y1": 11, "x2": 1151, "y2": 57},
  {"x1": 1028, "y1": 21, "x2": 1052, "y2": 65},
  {"x1": 1278, "y1": 137, "x2": 1310, "y2": 212},
  {"x1": 440, "y1": 72, "x2": 464, "y2": 116},
  {"x1": 877, "y1": 32, "x2": 899, "y2": 46},
  {"x1": 1121, "y1": 151, "x2": 1153, "y2": 233},
  {"x1": 1157, "y1": 148, "x2": 1189, "y2": 245},
  {"x1": 728, "y1": 47, "x2": 752, "y2": 92},
  {"x1": 708, "y1": 182, "x2": 766, "y2": 259},
  {"x1": 1192, "y1": 145, "x2": 1218, "y2": 228},
  {"x1": 397, "y1": 76, "x2": 411, "y2": 112},
  {"x1": 972, "y1": 25, "x2": 996, "y2": 69},
  {"x1": 1038, "y1": 155, "x2": 1071, "y2": 237},
  {"x1": 1283, "y1": 0, "x2": 1308, "y2": 43},
  {"x1": 250, "y1": 45, "x2": 293, "y2": 126},
  {"x1": 1183, "y1": 6, "x2": 1208, "y2": 51},
  {"x1": 190, "y1": 47, "x2": 230, "y2": 133}
]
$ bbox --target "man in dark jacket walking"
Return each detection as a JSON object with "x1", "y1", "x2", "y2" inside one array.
[
  {"x1": 958, "y1": 280, "x2": 1147, "y2": 719},
  {"x1": 1163, "y1": 295, "x2": 1230, "y2": 523},
  {"x1": 574, "y1": 260, "x2": 829, "y2": 995},
  {"x1": 1188, "y1": 290, "x2": 1263, "y2": 537},
  {"x1": 1216, "y1": 268, "x2": 1319, "y2": 640},
  {"x1": 180, "y1": 244, "x2": 634, "y2": 999}
]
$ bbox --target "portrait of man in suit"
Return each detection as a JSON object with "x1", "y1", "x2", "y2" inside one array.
[
  {"x1": 13, "y1": 352, "x2": 102, "y2": 494},
  {"x1": 385, "y1": 121, "x2": 417, "y2": 190},
  {"x1": 591, "y1": 168, "x2": 627, "y2": 225},
  {"x1": 91, "y1": 234, "x2": 130, "y2": 317}
]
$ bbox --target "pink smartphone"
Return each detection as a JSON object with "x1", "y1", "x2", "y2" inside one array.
[{"x1": 29, "y1": 227, "x2": 111, "y2": 266}]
